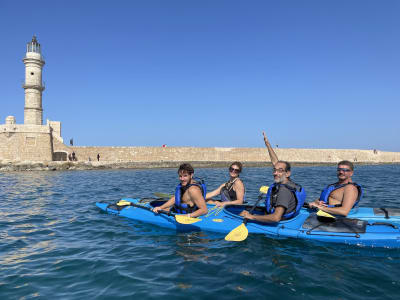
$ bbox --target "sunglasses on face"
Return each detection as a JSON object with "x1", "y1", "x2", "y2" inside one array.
[
  {"x1": 337, "y1": 168, "x2": 351, "y2": 172},
  {"x1": 272, "y1": 168, "x2": 286, "y2": 173},
  {"x1": 229, "y1": 167, "x2": 240, "y2": 173}
]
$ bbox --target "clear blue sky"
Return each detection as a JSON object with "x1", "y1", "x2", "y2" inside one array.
[{"x1": 1, "y1": 1, "x2": 399, "y2": 151}]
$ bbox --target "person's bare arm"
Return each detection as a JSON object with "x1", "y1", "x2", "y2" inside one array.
[
  {"x1": 263, "y1": 131, "x2": 278, "y2": 166},
  {"x1": 205, "y1": 183, "x2": 224, "y2": 200},
  {"x1": 308, "y1": 199, "x2": 323, "y2": 208},
  {"x1": 153, "y1": 196, "x2": 175, "y2": 213},
  {"x1": 314, "y1": 185, "x2": 358, "y2": 216},
  {"x1": 241, "y1": 206, "x2": 285, "y2": 223},
  {"x1": 188, "y1": 187, "x2": 208, "y2": 217}
]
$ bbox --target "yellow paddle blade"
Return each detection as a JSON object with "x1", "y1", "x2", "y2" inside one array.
[
  {"x1": 175, "y1": 215, "x2": 202, "y2": 224},
  {"x1": 117, "y1": 200, "x2": 131, "y2": 206},
  {"x1": 225, "y1": 223, "x2": 249, "y2": 242},
  {"x1": 317, "y1": 210, "x2": 336, "y2": 219},
  {"x1": 259, "y1": 186, "x2": 269, "y2": 194}
]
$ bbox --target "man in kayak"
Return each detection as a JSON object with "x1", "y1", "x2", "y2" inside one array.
[
  {"x1": 240, "y1": 132, "x2": 305, "y2": 222},
  {"x1": 153, "y1": 163, "x2": 208, "y2": 218},
  {"x1": 308, "y1": 161, "x2": 361, "y2": 216}
]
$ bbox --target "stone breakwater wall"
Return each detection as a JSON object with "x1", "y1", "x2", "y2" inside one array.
[
  {"x1": 1, "y1": 146, "x2": 399, "y2": 171},
  {"x1": 66, "y1": 146, "x2": 400, "y2": 164}
]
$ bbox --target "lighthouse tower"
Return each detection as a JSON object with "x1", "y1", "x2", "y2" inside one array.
[{"x1": 23, "y1": 36, "x2": 45, "y2": 125}]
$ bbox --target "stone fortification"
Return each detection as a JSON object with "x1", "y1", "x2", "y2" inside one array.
[
  {"x1": 0, "y1": 123, "x2": 53, "y2": 161},
  {"x1": 2, "y1": 146, "x2": 400, "y2": 171},
  {"x1": 0, "y1": 120, "x2": 64, "y2": 162},
  {"x1": 63, "y1": 146, "x2": 400, "y2": 164}
]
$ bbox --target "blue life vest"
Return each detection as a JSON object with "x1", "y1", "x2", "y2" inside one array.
[
  {"x1": 319, "y1": 182, "x2": 363, "y2": 208},
  {"x1": 174, "y1": 180, "x2": 207, "y2": 214},
  {"x1": 265, "y1": 181, "x2": 306, "y2": 220}
]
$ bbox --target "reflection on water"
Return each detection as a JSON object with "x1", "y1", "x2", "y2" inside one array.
[
  {"x1": 1, "y1": 239, "x2": 55, "y2": 266},
  {"x1": 174, "y1": 232, "x2": 214, "y2": 262},
  {"x1": 0, "y1": 166, "x2": 400, "y2": 299},
  {"x1": 1, "y1": 171, "x2": 58, "y2": 196}
]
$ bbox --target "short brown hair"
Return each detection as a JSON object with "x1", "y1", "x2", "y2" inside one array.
[
  {"x1": 338, "y1": 160, "x2": 354, "y2": 171},
  {"x1": 178, "y1": 163, "x2": 194, "y2": 174},
  {"x1": 230, "y1": 161, "x2": 243, "y2": 173}
]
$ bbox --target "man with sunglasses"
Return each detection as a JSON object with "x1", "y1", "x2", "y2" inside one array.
[
  {"x1": 240, "y1": 132, "x2": 305, "y2": 222},
  {"x1": 309, "y1": 161, "x2": 362, "y2": 216}
]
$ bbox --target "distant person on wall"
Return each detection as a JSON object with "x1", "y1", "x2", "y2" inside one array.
[
  {"x1": 70, "y1": 138, "x2": 73, "y2": 146},
  {"x1": 72, "y1": 152, "x2": 76, "y2": 161},
  {"x1": 97, "y1": 153, "x2": 100, "y2": 161},
  {"x1": 205, "y1": 161, "x2": 245, "y2": 207},
  {"x1": 240, "y1": 131, "x2": 306, "y2": 222},
  {"x1": 153, "y1": 163, "x2": 208, "y2": 218},
  {"x1": 308, "y1": 160, "x2": 362, "y2": 216}
]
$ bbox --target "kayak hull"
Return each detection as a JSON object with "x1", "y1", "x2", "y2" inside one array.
[{"x1": 96, "y1": 198, "x2": 400, "y2": 248}]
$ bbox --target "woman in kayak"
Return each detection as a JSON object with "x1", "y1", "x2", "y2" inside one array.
[{"x1": 205, "y1": 161, "x2": 245, "y2": 207}]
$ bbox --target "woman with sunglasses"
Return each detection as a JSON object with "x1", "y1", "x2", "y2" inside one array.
[{"x1": 205, "y1": 162, "x2": 245, "y2": 207}]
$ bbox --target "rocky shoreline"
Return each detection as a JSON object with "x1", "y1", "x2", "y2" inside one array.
[{"x1": 0, "y1": 160, "x2": 396, "y2": 172}]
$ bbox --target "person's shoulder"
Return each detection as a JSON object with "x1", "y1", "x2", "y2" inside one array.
[
  {"x1": 344, "y1": 183, "x2": 358, "y2": 192},
  {"x1": 188, "y1": 183, "x2": 202, "y2": 193},
  {"x1": 284, "y1": 180, "x2": 299, "y2": 189},
  {"x1": 233, "y1": 178, "x2": 244, "y2": 186},
  {"x1": 278, "y1": 185, "x2": 294, "y2": 196}
]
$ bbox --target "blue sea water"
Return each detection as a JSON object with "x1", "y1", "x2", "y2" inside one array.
[{"x1": 1, "y1": 165, "x2": 400, "y2": 299}]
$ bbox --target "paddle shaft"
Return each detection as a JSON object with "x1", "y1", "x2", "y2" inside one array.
[
  {"x1": 243, "y1": 194, "x2": 264, "y2": 225},
  {"x1": 128, "y1": 202, "x2": 176, "y2": 217},
  {"x1": 126, "y1": 201, "x2": 201, "y2": 225},
  {"x1": 154, "y1": 192, "x2": 173, "y2": 199}
]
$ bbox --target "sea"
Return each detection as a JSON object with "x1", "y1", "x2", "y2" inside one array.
[{"x1": 1, "y1": 165, "x2": 399, "y2": 299}]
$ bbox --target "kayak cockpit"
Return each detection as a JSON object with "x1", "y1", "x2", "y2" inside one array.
[{"x1": 224, "y1": 204, "x2": 266, "y2": 216}]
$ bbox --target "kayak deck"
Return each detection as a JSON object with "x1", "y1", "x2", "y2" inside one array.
[{"x1": 96, "y1": 198, "x2": 400, "y2": 248}]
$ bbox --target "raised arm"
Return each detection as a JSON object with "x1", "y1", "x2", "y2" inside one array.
[{"x1": 263, "y1": 131, "x2": 278, "y2": 166}]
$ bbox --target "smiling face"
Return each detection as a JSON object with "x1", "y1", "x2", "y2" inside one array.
[
  {"x1": 178, "y1": 170, "x2": 193, "y2": 186},
  {"x1": 229, "y1": 164, "x2": 241, "y2": 178},
  {"x1": 336, "y1": 164, "x2": 353, "y2": 183},
  {"x1": 272, "y1": 162, "x2": 290, "y2": 184}
]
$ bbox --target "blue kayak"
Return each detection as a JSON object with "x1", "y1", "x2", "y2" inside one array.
[{"x1": 96, "y1": 198, "x2": 400, "y2": 248}]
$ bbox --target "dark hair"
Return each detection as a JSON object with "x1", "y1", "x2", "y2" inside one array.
[
  {"x1": 277, "y1": 160, "x2": 291, "y2": 172},
  {"x1": 338, "y1": 160, "x2": 354, "y2": 171},
  {"x1": 230, "y1": 161, "x2": 243, "y2": 173},
  {"x1": 178, "y1": 163, "x2": 194, "y2": 174}
]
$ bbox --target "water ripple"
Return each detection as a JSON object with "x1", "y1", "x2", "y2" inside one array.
[{"x1": 1, "y1": 166, "x2": 400, "y2": 299}]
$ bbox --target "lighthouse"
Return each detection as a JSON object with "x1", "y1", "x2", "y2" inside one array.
[{"x1": 23, "y1": 36, "x2": 45, "y2": 125}]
